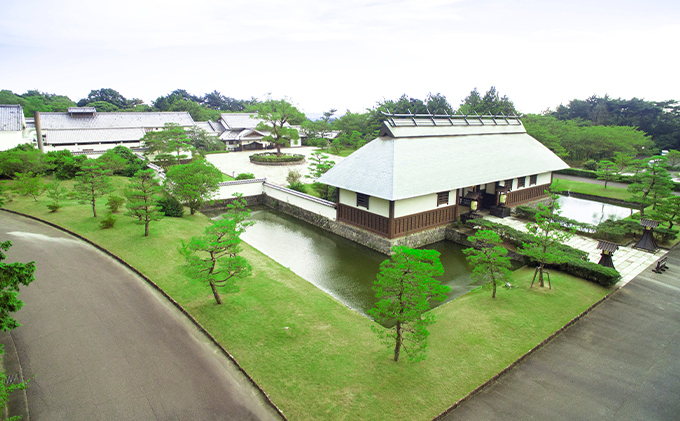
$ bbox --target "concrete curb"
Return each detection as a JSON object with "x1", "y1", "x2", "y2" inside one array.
[
  {"x1": 0, "y1": 331, "x2": 29, "y2": 420},
  {"x1": 0, "y1": 209, "x2": 288, "y2": 421}
]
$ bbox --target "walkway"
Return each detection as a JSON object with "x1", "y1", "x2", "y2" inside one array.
[
  {"x1": 442, "y1": 245, "x2": 680, "y2": 421},
  {"x1": 485, "y1": 215, "x2": 664, "y2": 286},
  {"x1": 0, "y1": 212, "x2": 282, "y2": 420}
]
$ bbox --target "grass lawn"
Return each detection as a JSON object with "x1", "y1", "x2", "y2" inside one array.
[
  {"x1": 554, "y1": 179, "x2": 635, "y2": 201},
  {"x1": 315, "y1": 147, "x2": 355, "y2": 158},
  {"x1": 1, "y1": 178, "x2": 612, "y2": 420}
]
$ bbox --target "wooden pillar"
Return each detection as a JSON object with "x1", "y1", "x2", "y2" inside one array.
[
  {"x1": 34, "y1": 111, "x2": 44, "y2": 152},
  {"x1": 388, "y1": 200, "x2": 395, "y2": 239}
]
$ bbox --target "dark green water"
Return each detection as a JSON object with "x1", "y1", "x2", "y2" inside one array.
[{"x1": 210, "y1": 208, "x2": 479, "y2": 317}]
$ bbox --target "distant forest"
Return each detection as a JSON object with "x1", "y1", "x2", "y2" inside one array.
[{"x1": 2, "y1": 87, "x2": 679, "y2": 161}]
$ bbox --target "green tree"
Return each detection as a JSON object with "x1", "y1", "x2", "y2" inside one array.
[
  {"x1": 463, "y1": 230, "x2": 513, "y2": 298},
  {"x1": 46, "y1": 180, "x2": 68, "y2": 212},
  {"x1": 653, "y1": 196, "x2": 680, "y2": 229},
  {"x1": 14, "y1": 172, "x2": 45, "y2": 201},
  {"x1": 72, "y1": 164, "x2": 114, "y2": 217},
  {"x1": 305, "y1": 151, "x2": 335, "y2": 200},
  {"x1": 459, "y1": 86, "x2": 518, "y2": 115},
  {"x1": 519, "y1": 187, "x2": 573, "y2": 288},
  {"x1": 596, "y1": 160, "x2": 619, "y2": 188},
  {"x1": 124, "y1": 169, "x2": 164, "y2": 236},
  {"x1": 77, "y1": 88, "x2": 128, "y2": 108},
  {"x1": 141, "y1": 123, "x2": 193, "y2": 165},
  {"x1": 628, "y1": 156, "x2": 673, "y2": 216},
  {"x1": 0, "y1": 145, "x2": 48, "y2": 179},
  {"x1": 0, "y1": 240, "x2": 33, "y2": 417},
  {"x1": 178, "y1": 195, "x2": 254, "y2": 304},
  {"x1": 164, "y1": 160, "x2": 222, "y2": 215},
  {"x1": 252, "y1": 98, "x2": 305, "y2": 157},
  {"x1": 664, "y1": 150, "x2": 680, "y2": 169},
  {"x1": 0, "y1": 241, "x2": 35, "y2": 331},
  {"x1": 185, "y1": 126, "x2": 225, "y2": 152},
  {"x1": 368, "y1": 246, "x2": 450, "y2": 363}
]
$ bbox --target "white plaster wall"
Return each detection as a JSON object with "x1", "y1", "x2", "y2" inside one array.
[
  {"x1": 263, "y1": 185, "x2": 336, "y2": 219},
  {"x1": 394, "y1": 193, "x2": 451, "y2": 218},
  {"x1": 537, "y1": 172, "x2": 551, "y2": 185},
  {"x1": 339, "y1": 189, "x2": 389, "y2": 217},
  {"x1": 216, "y1": 182, "x2": 264, "y2": 199},
  {"x1": 0, "y1": 131, "x2": 27, "y2": 151}
]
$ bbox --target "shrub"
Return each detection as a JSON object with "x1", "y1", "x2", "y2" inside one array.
[
  {"x1": 47, "y1": 203, "x2": 61, "y2": 212},
  {"x1": 106, "y1": 195, "x2": 125, "y2": 213},
  {"x1": 156, "y1": 196, "x2": 184, "y2": 217},
  {"x1": 249, "y1": 153, "x2": 305, "y2": 163},
  {"x1": 655, "y1": 227, "x2": 679, "y2": 243},
  {"x1": 288, "y1": 181, "x2": 306, "y2": 192},
  {"x1": 582, "y1": 159, "x2": 599, "y2": 171},
  {"x1": 235, "y1": 172, "x2": 255, "y2": 180},
  {"x1": 553, "y1": 258, "x2": 621, "y2": 287},
  {"x1": 99, "y1": 213, "x2": 116, "y2": 229}
]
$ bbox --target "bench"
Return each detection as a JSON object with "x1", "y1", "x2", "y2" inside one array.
[{"x1": 652, "y1": 256, "x2": 668, "y2": 273}]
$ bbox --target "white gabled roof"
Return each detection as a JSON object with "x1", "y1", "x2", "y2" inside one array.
[
  {"x1": 219, "y1": 113, "x2": 260, "y2": 129},
  {"x1": 318, "y1": 118, "x2": 569, "y2": 201},
  {"x1": 45, "y1": 128, "x2": 146, "y2": 144},
  {"x1": 38, "y1": 111, "x2": 195, "y2": 129}
]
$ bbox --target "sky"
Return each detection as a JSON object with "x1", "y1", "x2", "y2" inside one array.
[{"x1": 2, "y1": 0, "x2": 679, "y2": 117}]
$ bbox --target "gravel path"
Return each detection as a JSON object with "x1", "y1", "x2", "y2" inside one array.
[{"x1": 206, "y1": 147, "x2": 346, "y2": 186}]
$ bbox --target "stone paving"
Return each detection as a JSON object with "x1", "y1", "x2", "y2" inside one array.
[{"x1": 485, "y1": 215, "x2": 666, "y2": 287}]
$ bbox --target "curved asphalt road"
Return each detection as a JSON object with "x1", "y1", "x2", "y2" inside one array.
[{"x1": 0, "y1": 212, "x2": 282, "y2": 421}]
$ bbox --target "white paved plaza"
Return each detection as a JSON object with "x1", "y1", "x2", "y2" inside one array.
[
  {"x1": 485, "y1": 215, "x2": 666, "y2": 287},
  {"x1": 206, "y1": 147, "x2": 346, "y2": 187}
]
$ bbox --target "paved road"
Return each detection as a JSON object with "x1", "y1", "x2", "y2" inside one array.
[
  {"x1": 443, "y1": 247, "x2": 680, "y2": 421},
  {"x1": 0, "y1": 212, "x2": 282, "y2": 421}
]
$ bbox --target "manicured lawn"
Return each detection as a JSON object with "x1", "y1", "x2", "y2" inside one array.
[
  {"x1": 2, "y1": 178, "x2": 611, "y2": 420},
  {"x1": 553, "y1": 179, "x2": 634, "y2": 201},
  {"x1": 315, "y1": 147, "x2": 355, "y2": 158}
]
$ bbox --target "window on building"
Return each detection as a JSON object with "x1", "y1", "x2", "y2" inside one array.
[
  {"x1": 437, "y1": 191, "x2": 449, "y2": 206},
  {"x1": 517, "y1": 177, "x2": 526, "y2": 188},
  {"x1": 357, "y1": 193, "x2": 369, "y2": 209},
  {"x1": 530, "y1": 174, "x2": 538, "y2": 186},
  {"x1": 505, "y1": 179, "x2": 513, "y2": 189}
]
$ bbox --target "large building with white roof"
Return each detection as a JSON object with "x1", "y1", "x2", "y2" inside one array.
[
  {"x1": 30, "y1": 107, "x2": 196, "y2": 153},
  {"x1": 318, "y1": 113, "x2": 569, "y2": 239}
]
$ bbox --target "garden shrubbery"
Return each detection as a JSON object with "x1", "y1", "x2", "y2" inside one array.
[
  {"x1": 465, "y1": 218, "x2": 620, "y2": 286},
  {"x1": 249, "y1": 153, "x2": 304, "y2": 163},
  {"x1": 156, "y1": 196, "x2": 184, "y2": 217}
]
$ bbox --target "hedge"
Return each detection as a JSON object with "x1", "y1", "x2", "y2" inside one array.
[{"x1": 249, "y1": 153, "x2": 305, "y2": 163}]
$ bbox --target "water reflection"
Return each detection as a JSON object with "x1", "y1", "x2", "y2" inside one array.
[
  {"x1": 556, "y1": 196, "x2": 634, "y2": 225},
  {"x1": 211, "y1": 208, "x2": 479, "y2": 317}
]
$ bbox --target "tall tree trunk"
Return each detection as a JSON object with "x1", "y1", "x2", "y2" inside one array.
[
  {"x1": 276, "y1": 143, "x2": 282, "y2": 158},
  {"x1": 92, "y1": 200, "x2": 97, "y2": 218},
  {"x1": 210, "y1": 281, "x2": 222, "y2": 305},
  {"x1": 394, "y1": 321, "x2": 401, "y2": 362},
  {"x1": 145, "y1": 221, "x2": 150, "y2": 237},
  {"x1": 539, "y1": 263, "x2": 545, "y2": 288}
]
